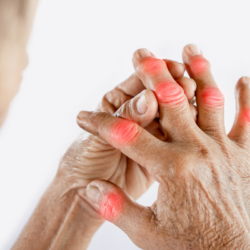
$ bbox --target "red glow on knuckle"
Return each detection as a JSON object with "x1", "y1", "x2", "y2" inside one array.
[
  {"x1": 240, "y1": 109, "x2": 250, "y2": 124},
  {"x1": 190, "y1": 56, "x2": 210, "y2": 75},
  {"x1": 100, "y1": 193, "x2": 123, "y2": 220},
  {"x1": 111, "y1": 120, "x2": 139, "y2": 145},
  {"x1": 141, "y1": 58, "x2": 166, "y2": 74},
  {"x1": 155, "y1": 82, "x2": 185, "y2": 105},
  {"x1": 200, "y1": 87, "x2": 224, "y2": 108}
]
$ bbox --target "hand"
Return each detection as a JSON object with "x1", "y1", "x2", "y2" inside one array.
[
  {"x1": 59, "y1": 54, "x2": 197, "y2": 218},
  {"x1": 78, "y1": 45, "x2": 250, "y2": 249}
]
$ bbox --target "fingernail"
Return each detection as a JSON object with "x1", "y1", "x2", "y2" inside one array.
[
  {"x1": 242, "y1": 77, "x2": 250, "y2": 85},
  {"x1": 86, "y1": 185, "x2": 100, "y2": 205},
  {"x1": 77, "y1": 111, "x2": 92, "y2": 120},
  {"x1": 138, "y1": 48, "x2": 151, "y2": 58},
  {"x1": 187, "y1": 44, "x2": 201, "y2": 56},
  {"x1": 183, "y1": 44, "x2": 201, "y2": 64},
  {"x1": 136, "y1": 93, "x2": 148, "y2": 115}
]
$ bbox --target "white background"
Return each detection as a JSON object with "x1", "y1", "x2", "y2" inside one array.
[{"x1": 1, "y1": 0, "x2": 250, "y2": 249}]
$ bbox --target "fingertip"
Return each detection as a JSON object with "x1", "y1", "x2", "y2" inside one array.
[
  {"x1": 182, "y1": 44, "x2": 201, "y2": 63},
  {"x1": 236, "y1": 77, "x2": 250, "y2": 108},
  {"x1": 229, "y1": 77, "x2": 250, "y2": 142},
  {"x1": 236, "y1": 76, "x2": 250, "y2": 91},
  {"x1": 114, "y1": 89, "x2": 158, "y2": 128},
  {"x1": 235, "y1": 77, "x2": 250, "y2": 125},
  {"x1": 182, "y1": 44, "x2": 210, "y2": 75},
  {"x1": 163, "y1": 60, "x2": 186, "y2": 79},
  {"x1": 77, "y1": 111, "x2": 93, "y2": 126}
]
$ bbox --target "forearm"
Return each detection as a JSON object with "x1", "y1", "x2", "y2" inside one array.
[{"x1": 11, "y1": 176, "x2": 103, "y2": 250}]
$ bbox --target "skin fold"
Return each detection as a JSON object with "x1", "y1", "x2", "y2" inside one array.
[
  {"x1": 1, "y1": 4, "x2": 196, "y2": 246},
  {"x1": 3, "y1": 2, "x2": 250, "y2": 250},
  {"x1": 77, "y1": 46, "x2": 250, "y2": 250},
  {"x1": 11, "y1": 57, "x2": 196, "y2": 249}
]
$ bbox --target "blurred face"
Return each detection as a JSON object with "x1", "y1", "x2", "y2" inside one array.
[{"x1": 0, "y1": 44, "x2": 28, "y2": 127}]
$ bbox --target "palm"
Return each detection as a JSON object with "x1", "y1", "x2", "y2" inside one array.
[{"x1": 61, "y1": 125, "x2": 155, "y2": 200}]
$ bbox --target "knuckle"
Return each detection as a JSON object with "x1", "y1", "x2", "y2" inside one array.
[
  {"x1": 190, "y1": 56, "x2": 211, "y2": 75},
  {"x1": 100, "y1": 192, "x2": 124, "y2": 221},
  {"x1": 155, "y1": 81, "x2": 186, "y2": 105},
  {"x1": 200, "y1": 87, "x2": 224, "y2": 108},
  {"x1": 111, "y1": 120, "x2": 139, "y2": 146},
  {"x1": 139, "y1": 57, "x2": 166, "y2": 75}
]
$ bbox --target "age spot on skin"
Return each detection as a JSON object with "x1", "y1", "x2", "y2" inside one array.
[
  {"x1": 141, "y1": 58, "x2": 166, "y2": 75},
  {"x1": 111, "y1": 120, "x2": 139, "y2": 146},
  {"x1": 100, "y1": 193, "x2": 123, "y2": 220},
  {"x1": 155, "y1": 82, "x2": 185, "y2": 105},
  {"x1": 190, "y1": 56, "x2": 210, "y2": 75},
  {"x1": 200, "y1": 87, "x2": 224, "y2": 108}
]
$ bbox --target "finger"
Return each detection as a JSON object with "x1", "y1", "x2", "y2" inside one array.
[
  {"x1": 84, "y1": 180, "x2": 156, "y2": 249},
  {"x1": 144, "y1": 119, "x2": 166, "y2": 141},
  {"x1": 163, "y1": 59, "x2": 186, "y2": 79},
  {"x1": 175, "y1": 76, "x2": 197, "y2": 102},
  {"x1": 100, "y1": 61, "x2": 188, "y2": 115},
  {"x1": 77, "y1": 111, "x2": 168, "y2": 178},
  {"x1": 118, "y1": 62, "x2": 186, "y2": 97},
  {"x1": 99, "y1": 87, "x2": 132, "y2": 114},
  {"x1": 190, "y1": 103, "x2": 198, "y2": 123},
  {"x1": 228, "y1": 77, "x2": 250, "y2": 145},
  {"x1": 114, "y1": 89, "x2": 158, "y2": 128},
  {"x1": 182, "y1": 44, "x2": 225, "y2": 137},
  {"x1": 117, "y1": 73, "x2": 145, "y2": 97},
  {"x1": 133, "y1": 48, "x2": 194, "y2": 142}
]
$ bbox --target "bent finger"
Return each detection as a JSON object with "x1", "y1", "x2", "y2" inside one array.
[
  {"x1": 133, "y1": 48, "x2": 194, "y2": 142},
  {"x1": 114, "y1": 89, "x2": 158, "y2": 128},
  {"x1": 77, "y1": 111, "x2": 168, "y2": 178},
  {"x1": 84, "y1": 180, "x2": 156, "y2": 249}
]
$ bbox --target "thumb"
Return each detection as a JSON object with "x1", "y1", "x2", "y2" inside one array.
[
  {"x1": 84, "y1": 179, "x2": 156, "y2": 248},
  {"x1": 114, "y1": 89, "x2": 159, "y2": 128}
]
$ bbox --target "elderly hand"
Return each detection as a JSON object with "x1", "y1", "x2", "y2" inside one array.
[
  {"x1": 59, "y1": 55, "x2": 197, "y2": 219},
  {"x1": 78, "y1": 45, "x2": 250, "y2": 249}
]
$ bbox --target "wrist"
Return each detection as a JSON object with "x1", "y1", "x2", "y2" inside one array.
[
  {"x1": 52, "y1": 173, "x2": 104, "y2": 228},
  {"x1": 55, "y1": 171, "x2": 104, "y2": 224},
  {"x1": 12, "y1": 174, "x2": 103, "y2": 250}
]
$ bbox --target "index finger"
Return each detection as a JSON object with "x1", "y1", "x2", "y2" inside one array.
[{"x1": 77, "y1": 111, "x2": 170, "y2": 180}]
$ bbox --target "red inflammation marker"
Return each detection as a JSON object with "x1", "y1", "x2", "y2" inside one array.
[
  {"x1": 240, "y1": 109, "x2": 250, "y2": 124},
  {"x1": 155, "y1": 81, "x2": 185, "y2": 105},
  {"x1": 111, "y1": 120, "x2": 139, "y2": 146},
  {"x1": 200, "y1": 87, "x2": 224, "y2": 108},
  {"x1": 141, "y1": 57, "x2": 166, "y2": 75},
  {"x1": 190, "y1": 56, "x2": 210, "y2": 75},
  {"x1": 100, "y1": 193, "x2": 123, "y2": 220}
]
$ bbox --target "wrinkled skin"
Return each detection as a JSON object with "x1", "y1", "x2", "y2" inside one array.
[
  {"x1": 59, "y1": 59, "x2": 197, "y2": 214},
  {"x1": 78, "y1": 46, "x2": 250, "y2": 249}
]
